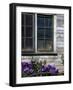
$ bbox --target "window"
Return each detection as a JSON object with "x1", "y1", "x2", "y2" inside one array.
[
  {"x1": 37, "y1": 15, "x2": 53, "y2": 52},
  {"x1": 21, "y1": 13, "x2": 34, "y2": 52},
  {"x1": 21, "y1": 13, "x2": 54, "y2": 54}
]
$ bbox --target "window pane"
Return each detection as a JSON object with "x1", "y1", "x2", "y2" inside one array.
[
  {"x1": 22, "y1": 39, "x2": 25, "y2": 49},
  {"x1": 37, "y1": 15, "x2": 44, "y2": 28},
  {"x1": 37, "y1": 14, "x2": 53, "y2": 52},
  {"x1": 45, "y1": 39, "x2": 53, "y2": 51},
  {"x1": 22, "y1": 26, "x2": 25, "y2": 37},
  {"x1": 45, "y1": 16, "x2": 53, "y2": 28},
  {"x1": 22, "y1": 13, "x2": 25, "y2": 25},
  {"x1": 37, "y1": 29, "x2": 44, "y2": 39},
  {"x1": 25, "y1": 27, "x2": 33, "y2": 37},
  {"x1": 45, "y1": 29, "x2": 53, "y2": 38},
  {"x1": 37, "y1": 39, "x2": 44, "y2": 50},
  {"x1": 21, "y1": 13, "x2": 34, "y2": 52},
  {"x1": 25, "y1": 38, "x2": 33, "y2": 49},
  {"x1": 25, "y1": 14, "x2": 33, "y2": 26}
]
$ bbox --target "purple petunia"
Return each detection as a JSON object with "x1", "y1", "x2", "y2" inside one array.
[
  {"x1": 40, "y1": 64, "x2": 59, "y2": 75},
  {"x1": 41, "y1": 65, "x2": 49, "y2": 72},
  {"x1": 21, "y1": 61, "x2": 59, "y2": 76},
  {"x1": 21, "y1": 62, "x2": 33, "y2": 73},
  {"x1": 49, "y1": 65, "x2": 59, "y2": 75}
]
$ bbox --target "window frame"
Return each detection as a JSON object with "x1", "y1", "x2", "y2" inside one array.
[
  {"x1": 35, "y1": 13, "x2": 56, "y2": 53},
  {"x1": 21, "y1": 13, "x2": 57, "y2": 54},
  {"x1": 21, "y1": 13, "x2": 35, "y2": 53}
]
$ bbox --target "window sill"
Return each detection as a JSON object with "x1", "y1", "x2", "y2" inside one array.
[{"x1": 22, "y1": 52, "x2": 58, "y2": 56}]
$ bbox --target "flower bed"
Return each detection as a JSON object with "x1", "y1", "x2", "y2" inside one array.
[{"x1": 21, "y1": 60, "x2": 61, "y2": 77}]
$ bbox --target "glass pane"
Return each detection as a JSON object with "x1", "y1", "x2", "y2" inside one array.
[
  {"x1": 25, "y1": 38, "x2": 33, "y2": 49},
  {"x1": 45, "y1": 29, "x2": 53, "y2": 38},
  {"x1": 37, "y1": 14, "x2": 53, "y2": 52},
  {"x1": 37, "y1": 29, "x2": 44, "y2": 39},
  {"x1": 45, "y1": 39, "x2": 53, "y2": 51},
  {"x1": 37, "y1": 15, "x2": 44, "y2": 28},
  {"x1": 22, "y1": 26, "x2": 25, "y2": 37},
  {"x1": 37, "y1": 39, "x2": 44, "y2": 50},
  {"x1": 45, "y1": 17, "x2": 53, "y2": 28},
  {"x1": 22, "y1": 13, "x2": 24, "y2": 25},
  {"x1": 21, "y1": 13, "x2": 34, "y2": 52},
  {"x1": 25, "y1": 27, "x2": 33, "y2": 37},
  {"x1": 25, "y1": 14, "x2": 33, "y2": 26},
  {"x1": 22, "y1": 38, "x2": 25, "y2": 49}
]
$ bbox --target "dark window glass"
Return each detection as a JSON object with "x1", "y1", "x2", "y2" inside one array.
[
  {"x1": 37, "y1": 14, "x2": 53, "y2": 52},
  {"x1": 37, "y1": 29, "x2": 44, "y2": 39},
  {"x1": 37, "y1": 15, "x2": 44, "y2": 28},
  {"x1": 22, "y1": 13, "x2": 53, "y2": 53},
  {"x1": 22, "y1": 13, "x2": 25, "y2": 25},
  {"x1": 25, "y1": 38, "x2": 33, "y2": 49},
  {"x1": 45, "y1": 16, "x2": 53, "y2": 27},
  {"x1": 45, "y1": 29, "x2": 53, "y2": 38},
  {"x1": 45, "y1": 39, "x2": 53, "y2": 51},
  {"x1": 22, "y1": 26, "x2": 25, "y2": 37},
  {"x1": 25, "y1": 27, "x2": 33, "y2": 37},
  {"x1": 25, "y1": 14, "x2": 33, "y2": 26},
  {"x1": 37, "y1": 39, "x2": 44, "y2": 51},
  {"x1": 22, "y1": 39, "x2": 25, "y2": 49},
  {"x1": 21, "y1": 13, "x2": 34, "y2": 52}
]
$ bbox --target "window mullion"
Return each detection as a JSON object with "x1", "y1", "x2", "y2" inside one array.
[
  {"x1": 54, "y1": 15, "x2": 57, "y2": 52},
  {"x1": 35, "y1": 13, "x2": 37, "y2": 53},
  {"x1": 44, "y1": 17, "x2": 46, "y2": 49}
]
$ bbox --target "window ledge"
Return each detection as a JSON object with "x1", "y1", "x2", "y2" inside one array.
[{"x1": 22, "y1": 52, "x2": 58, "y2": 56}]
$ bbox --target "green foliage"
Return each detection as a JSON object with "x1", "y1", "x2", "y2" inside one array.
[
  {"x1": 61, "y1": 54, "x2": 64, "y2": 65},
  {"x1": 43, "y1": 60, "x2": 46, "y2": 65},
  {"x1": 31, "y1": 59, "x2": 42, "y2": 73}
]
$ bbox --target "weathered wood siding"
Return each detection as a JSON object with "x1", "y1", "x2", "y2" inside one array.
[{"x1": 56, "y1": 15, "x2": 64, "y2": 54}]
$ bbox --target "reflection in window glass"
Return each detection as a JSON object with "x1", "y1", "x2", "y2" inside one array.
[
  {"x1": 37, "y1": 39, "x2": 44, "y2": 51},
  {"x1": 45, "y1": 40, "x2": 53, "y2": 51}
]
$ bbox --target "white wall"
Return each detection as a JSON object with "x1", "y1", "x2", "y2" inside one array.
[{"x1": 0, "y1": 0, "x2": 72, "y2": 89}]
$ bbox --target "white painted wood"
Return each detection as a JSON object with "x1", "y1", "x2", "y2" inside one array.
[
  {"x1": 54, "y1": 15, "x2": 57, "y2": 52},
  {"x1": 35, "y1": 13, "x2": 37, "y2": 53}
]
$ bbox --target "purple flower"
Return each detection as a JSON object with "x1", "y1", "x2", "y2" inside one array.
[
  {"x1": 41, "y1": 65, "x2": 49, "y2": 72},
  {"x1": 21, "y1": 62, "x2": 33, "y2": 73},
  {"x1": 55, "y1": 69, "x2": 59, "y2": 73},
  {"x1": 23, "y1": 67, "x2": 29, "y2": 72},
  {"x1": 49, "y1": 66, "x2": 59, "y2": 75},
  {"x1": 47, "y1": 65, "x2": 52, "y2": 70},
  {"x1": 28, "y1": 63, "x2": 32, "y2": 69},
  {"x1": 21, "y1": 62, "x2": 59, "y2": 76}
]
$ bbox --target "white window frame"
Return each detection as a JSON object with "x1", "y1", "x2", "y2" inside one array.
[
  {"x1": 35, "y1": 13, "x2": 37, "y2": 53},
  {"x1": 54, "y1": 15, "x2": 57, "y2": 52}
]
